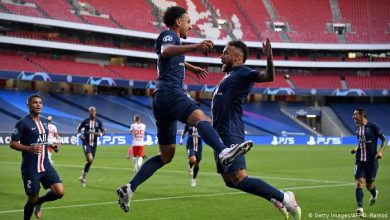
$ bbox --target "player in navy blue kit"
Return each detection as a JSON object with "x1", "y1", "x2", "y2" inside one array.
[
  {"x1": 10, "y1": 94, "x2": 64, "y2": 220},
  {"x1": 180, "y1": 123, "x2": 203, "y2": 187},
  {"x1": 211, "y1": 40, "x2": 301, "y2": 220},
  {"x1": 77, "y1": 106, "x2": 105, "y2": 187},
  {"x1": 351, "y1": 108, "x2": 386, "y2": 217},
  {"x1": 117, "y1": 6, "x2": 252, "y2": 213}
]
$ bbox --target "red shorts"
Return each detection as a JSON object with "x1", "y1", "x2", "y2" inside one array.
[{"x1": 132, "y1": 146, "x2": 144, "y2": 157}]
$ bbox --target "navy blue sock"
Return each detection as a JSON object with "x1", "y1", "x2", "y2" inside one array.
[
  {"x1": 189, "y1": 161, "x2": 194, "y2": 169},
  {"x1": 130, "y1": 156, "x2": 164, "y2": 192},
  {"x1": 197, "y1": 121, "x2": 226, "y2": 154},
  {"x1": 236, "y1": 176, "x2": 284, "y2": 202},
  {"x1": 24, "y1": 201, "x2": 34, "y2": 220},
  {"x1": 83, "y1": 162, "x2": 91, "y2": 173},
  {"x1": 193, "y1": 165, "x2": 199, "y2": 179},
  {"x1": 369, "y1": 186, "x2": 377, "y2": 197},
  {"x1": 38, "y1": 191, "x2": 59, "y2": 205},
  {"x1": 356, "y1": 187, "x2": 363, "y2": 207}
]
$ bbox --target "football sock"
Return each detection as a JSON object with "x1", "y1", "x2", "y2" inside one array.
[
  {"x1": 83, "y1": 162, "x2": 91, "y2": 173},
  {"x1": 197, "y1": 121, "x2": 226, "y2": 154},
  {"x1": 132, "y1": 157, "x2": 137, "y2": 170},
  {"x1": 356, "y1": 187, "x2": 363, "y2": 207},
  {"x1": 236, "y1": 176, "x2": 284, "y2": 202},
  {"x1": 193, "y1": 165, "x2": 199, "y2": 179},
  {"x1": 137, "y1": 157, "x2": 143, "y2": 169},
  {"x1": 38, "y1": 191, "x2": 59, "y2": 205},
  {"x1": 24, "y1": 201, "x2": 34, "y2": 220},
  {"x1": 130, "y1": 156, "x2": 164, "y2": 192},
  {"x1": 369, "y1": 186, "x2": 377, "y2": 197}
]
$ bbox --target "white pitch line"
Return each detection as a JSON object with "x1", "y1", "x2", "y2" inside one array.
[
  {"x1": 0, "y1": 161, "x2": 350, "y2": 184},
  {"x1": 0, "y1": 183, "x2": 353, "y2": 214}
]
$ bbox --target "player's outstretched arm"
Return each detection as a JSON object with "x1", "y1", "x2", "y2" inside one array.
[
  {"x1": 161, "y1": 40, "x2": 214, "y2": 57},
  {"x1": 185, "y1": 62, "x2": 208, "y2": 79},
  {"x1": 257, "y1": 38, "x2": 275, "y2": 82}
]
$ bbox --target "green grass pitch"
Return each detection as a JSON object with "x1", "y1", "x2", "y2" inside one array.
[{"x1": 0, "y1": 144, "x2": 389, "y2": 220}]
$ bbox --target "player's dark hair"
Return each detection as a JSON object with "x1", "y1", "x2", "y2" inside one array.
[
  {"x1": 227, "y1": 40, "x2": 249, "y2": 63},
  {"x1": 355, "y1": 108, "x2": 367, "y2": 119},
  {"x1": 134, "y1": 114, "x2": 141, "y2": 121},
  {"x1": 27, "y1": 94, "x2": 42, "y2": 104},
  {"x1": 163, "y1": 6, "x2": 187, "y2": 27}
]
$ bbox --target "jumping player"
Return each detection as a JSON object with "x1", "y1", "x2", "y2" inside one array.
[
  {"x1": 10, "y1": 94, "x2": 64, "y2": 220},
  {"x1": 351, "y1": 108, "x2": 386, "y2": 217},
  {"x1": 211, "y1": 40, "x2": 301, "y2": 220},
  {"x1": 116, "y1": 6, "x2": 253, "y2": 213},
  {"x1": 129, "y1": 115, "x2": 146, "y2": 172},
  {"x1": 77, "y1": 106, "x2": 105, "y2": 187},
  {"x1": 180, "y1": 123, "x2": 203, "y2": 187}
]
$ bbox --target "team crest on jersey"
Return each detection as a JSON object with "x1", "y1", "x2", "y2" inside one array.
[{"x1": 163, "y1": 35, "x2": 173, "y2": 42}]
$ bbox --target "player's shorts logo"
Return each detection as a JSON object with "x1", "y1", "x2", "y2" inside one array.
[{"x1": 163, "y1": 35, "x2": 173, "y2": 42}]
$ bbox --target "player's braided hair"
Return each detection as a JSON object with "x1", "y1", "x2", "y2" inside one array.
[
  {"x1": 163, "y1": 6, "x2": 187, "y2": 27},
  {"x1": 227, "y1": 40, "x2": 249, "y2": 63}
]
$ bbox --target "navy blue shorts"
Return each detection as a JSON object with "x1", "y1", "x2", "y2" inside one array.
[
  {"x1": 22, "y1": 166, "x2": 62, "y2": 196},
  {"x1": 354, "y1": 160, "x2": 379, "y2": 183},
  {"x1": 214, "y1": 139, "x2": 247, "y2": 174},
  {"x1": 186, "y1": 137, "x2": 203, "y2": 161},
  {"x1": 83, "y1": 144, "x2": 97, "y2": 157},
  {"x1": 152, "y1": 90, "x2": 199, "y2": 145}
]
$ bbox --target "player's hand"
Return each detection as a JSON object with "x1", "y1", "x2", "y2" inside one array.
[
  {"x1": 376, "y1": 152, "x2": 383, "y2": 159},
  {"x1": 191, "y1": 66, "x2": 208, "y2": 79},
  {"x1": 350, "y1": 148, "x2": 357, "y2": 154},
  {"x1": 196, "y1": 40, "x2": 214, "y2": 53},
  {"x1": 30, "y1": 143, "x2": 42, "y2": 154},
  {"x1": 262, "y1": 38, "x2": 272, "y2": 58}
]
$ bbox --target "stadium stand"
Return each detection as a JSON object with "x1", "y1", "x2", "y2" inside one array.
[
  {"x1": 290, "y1": 74, "x2": 342, "y2": 89},
  {"x1": 2, "y1": 2, "x2": 44, "y2": 18},
  {"x1": 33, "y1": 0, "x2": 82, "y2": 22}
]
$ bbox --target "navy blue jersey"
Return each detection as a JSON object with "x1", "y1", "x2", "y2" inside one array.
[
  {"x1": 78, "y1": 118, "x2": 104, "y2": 146},
  {"x1": 355, "y1": 122, "x2": 386, "y2": 162},
  {"x1": 155, "y1": 30, "x2": 185, "y2": 91},
  {"x1": 183, "y1": 124, "x2": 200, "y2": 138},
  {"x1": 212, "y1": 65, "x2": 260, "y2": 142},
  {"x1": 183, "y1": 124, "x2": 202, "y2": 153},
  {"x1": 11, "y1": 116, "x2": 51, "y2": 173}
]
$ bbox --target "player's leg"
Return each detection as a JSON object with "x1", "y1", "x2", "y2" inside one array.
[
  {"x1": 80, "y1": 145, "x2": 93, "y2": 187},
  {"x1": 132, "y1": 146, "x2": 138, "y2": 172},
  {"x1": 367, "y1": 160, "x2": 379, "y2": 206},
  {"x1": 47, "y1": 146, "x2": 54, "y2": 164},
  {"x1": 22, "y1": 172, "x2": 40, "y2": 219},
  {"x1": 136, "y1": 146, "x2": 145, "y2": 171},
  {"x1": 354, "y1": 162, "x2": 365, "y2": 215}
]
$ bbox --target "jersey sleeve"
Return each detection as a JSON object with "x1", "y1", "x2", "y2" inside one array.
[
  {"x1": 373, "y1": 122, "x2": 386, "y2": 142},
  {"x1": 243, "y1": 68, "x2": 261, "y2": 82},
  {"x1": 160, "y1": 31, "x2": 178, "y2": 47},
  {"x1": 77, "y1": 120, "x2": 85, "y2": 131},
  {"x1": 130, "y1": 124, "x2": 134, "y2": 132},
  {"x1": 11, "y1": 120, "x2": 25, "y2": 141}
]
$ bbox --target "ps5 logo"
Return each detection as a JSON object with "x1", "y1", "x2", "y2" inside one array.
[
  {"x1": 271, "y1": 136, "x2": 295, "y2": 145},
  {"x1": 307, "y1": 136, "x2": 342, "y2": 145}
]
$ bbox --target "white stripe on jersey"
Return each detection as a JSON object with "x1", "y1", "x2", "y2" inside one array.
[
  {"x1": 89, "y1": 120, "x2": 94, "y2": 146},
  {"x1": 35, "y1": 120, "x2": 46, "y2": 173},
  {"x1": 359, "y1": 126, "x2": 366, "y2": 161}
]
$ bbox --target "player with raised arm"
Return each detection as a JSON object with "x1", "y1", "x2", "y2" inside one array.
[
  {"x1": 180, "y1": 123, "x2": 203, "y2": 187},
  {"x1": 47, "y1": 115, "x2": 60, "y2": 164},
  {"x1": 351, "y1": 108, "x2": 386, "y2": 217},
  {"x1": 211, "y1": 39, "x2": 302, "y2": 220},
  {"x1": 129, "y1": 115, "x2": 146, "y2": 172},
  {"x1": 10, "y1": 94, "x2": 64, "y2": 220},
  {"x1": 116, "y1": 6, "x2": 253, "y2": 213},
  {"x1": 77, "y1": 106, "x2": 105, "y2": 187}
]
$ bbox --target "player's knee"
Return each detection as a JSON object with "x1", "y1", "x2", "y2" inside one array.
[
  {"x1": 28, "y1": 195, "x2": 39, "y2": 204},
  {"x1": 160, "y1": 154, "x2": 174, "y2": 164},
  {"x1": 356, "y1": 180, "x2": 364, "y2": 188},
  {"x1": 366, "y1": 183, "x2": 374, "y2": 190}
]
